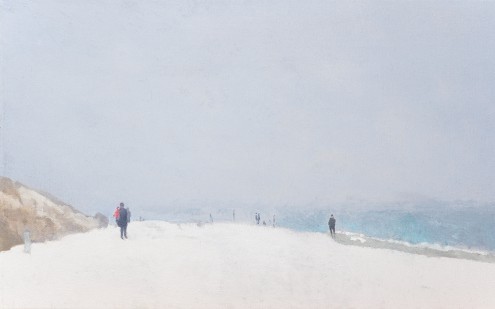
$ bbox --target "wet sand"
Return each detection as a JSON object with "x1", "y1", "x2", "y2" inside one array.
[{"x1": 333, "y1": 232, "x2": 495, "y2": 263}]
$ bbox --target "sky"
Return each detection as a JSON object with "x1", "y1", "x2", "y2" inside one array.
[{"x1": 1, "y1": 0, "x2": 495, "y2": 215}]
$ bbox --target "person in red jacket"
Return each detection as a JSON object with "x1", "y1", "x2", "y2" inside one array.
[{"x1": 113, "y1": 207, "x2": 120, "y2": 224}]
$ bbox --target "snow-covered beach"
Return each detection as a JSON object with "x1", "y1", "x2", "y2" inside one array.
[
  {"x1": 1, "y1": 221, "x2": 495, "y2": 309},
  {"x1": 2, "y1": 0, "x2": 495, "y2": 308}
]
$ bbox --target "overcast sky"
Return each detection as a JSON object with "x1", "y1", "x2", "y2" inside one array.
[{"x1": 1, "y1": 1, "x2": 495, "y2": 215}]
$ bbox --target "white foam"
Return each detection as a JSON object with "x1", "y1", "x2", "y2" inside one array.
[{"x1": 339, "y1": 230, "x2": 493, "y2": 257}]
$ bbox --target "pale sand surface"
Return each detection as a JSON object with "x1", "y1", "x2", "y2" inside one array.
[{"x1": 1, "y1": 221, "x2": 495, "y2": 309}]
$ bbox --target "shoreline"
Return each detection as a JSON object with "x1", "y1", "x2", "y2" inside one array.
[
  {"x1": 116, "y1": 219, "x2": 495, "y2": 263},
  {"x1": 332, "y1": 231, "x2": 495, "y2": 263}
]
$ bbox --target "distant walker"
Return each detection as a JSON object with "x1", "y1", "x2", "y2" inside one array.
[
  {"x1": 117, "y1": 202, "x2": 129, "y2": 240},
  {"x1": 255, "y1": 213, "x2": 260, "y2": 225},
  {"x1": 328, "y1": 214, "x2": 336, "y2": 238}
]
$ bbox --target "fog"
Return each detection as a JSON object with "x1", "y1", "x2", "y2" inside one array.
[{"x1": 1, "y1": 1, "x2": 495, "y2": 215}]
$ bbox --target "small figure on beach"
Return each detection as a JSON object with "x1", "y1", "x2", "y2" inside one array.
[
  {"x1": 328, "y1": 214, "x2": 336, "y2": 238},
  {"x1": 255, "y1": 213, "x2": 260, "y2": 225},
  {"x1": 117, "y1": 202, "x2": 129, "y2": 239},
  {"x1": 210, "y1": 213, "x2": 213, "y2": 223}
]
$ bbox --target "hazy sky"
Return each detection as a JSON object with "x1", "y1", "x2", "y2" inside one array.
[{"x1": 1, "y1": 1, "x2": 495, "y2": 215}]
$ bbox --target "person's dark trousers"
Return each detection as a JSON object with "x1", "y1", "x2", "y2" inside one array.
[
  {"x1": 330, "y1": 226, "x2": 335, "y2": 237},
  {"x1": 120, "y1": 224, "x2": 128, "y2": 239}
]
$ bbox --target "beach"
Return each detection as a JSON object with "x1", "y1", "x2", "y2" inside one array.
[{"x1": 1, "y1": 221, "x2": 495, "y2": 308}]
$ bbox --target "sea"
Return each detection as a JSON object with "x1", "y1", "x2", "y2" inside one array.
[
  {"x1": 278, "y1": 205, "x2": 495, "y2": 254},
  {"x1": 145, "y1": 202, "x2": 495, "y2": 255}
]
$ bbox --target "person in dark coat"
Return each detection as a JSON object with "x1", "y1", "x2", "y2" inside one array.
[
  {"x1": 328, "y1": 214, "x2": 336, "y2": 238},
  {"x1": 126, "y1": 208, "x2": 131, "y2": 224},
  {"x1": 117, "y1": 202, "x2": 128, "y2": 239}
]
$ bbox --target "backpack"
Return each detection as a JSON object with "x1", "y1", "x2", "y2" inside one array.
[{"x1": 118, "y1": 208, "x2": 128, "y2": 223}]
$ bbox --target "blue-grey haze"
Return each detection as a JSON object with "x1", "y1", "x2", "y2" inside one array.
[{"x1": 1, "y1": 1, "x2": 495, "y2": 218}]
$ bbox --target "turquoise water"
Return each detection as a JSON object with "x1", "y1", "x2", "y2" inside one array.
[
  {"x1": 149, "y1": 204, "x2": 495, "y2": 252},
  {"x1": 277, "y1": 207, "x2": 495, "y2": 252}
]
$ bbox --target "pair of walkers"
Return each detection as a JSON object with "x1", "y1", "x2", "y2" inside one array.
[{"x1": 113, "y1": 202, "x2": 131, "y2": 239}]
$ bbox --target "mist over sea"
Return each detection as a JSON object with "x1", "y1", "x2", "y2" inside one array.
[
  {"x1": 279, "y1": 204, "x2": 495, "y2": 253},
  {"x1": 144, "y1": 202, "x2": 495, "y2": 253}
]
